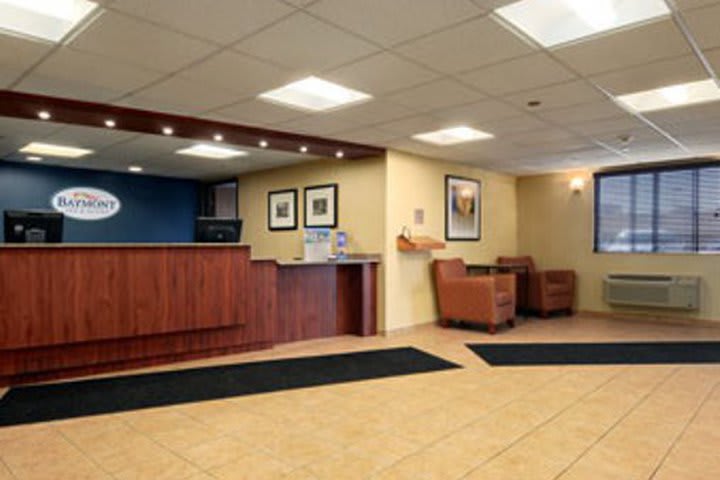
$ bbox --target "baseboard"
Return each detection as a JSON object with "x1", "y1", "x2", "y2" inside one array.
[
  {"x1": 380, "y1": 319, "x2": 437, "y2": 336},
  {"x1": 580, "y1": 310, "x2": 720, "y2": 329}
]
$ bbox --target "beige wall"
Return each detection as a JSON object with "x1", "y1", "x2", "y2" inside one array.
[
  {"x1": 384, "y1": 150, "x2": 518, "y2": 331},
  {"x1": 237, "y1": 156, "x2": 386, "y2": 260},
  {"x1": 517, "y1": 170, "x2": 720, "y2": 322}
]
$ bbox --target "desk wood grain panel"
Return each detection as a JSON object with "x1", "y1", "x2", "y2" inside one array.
[
  {"x1": 0, "y1": 246, "x2": 250, "y2": 349},
  {"x1": 277, "y1": 266, "x2": 336, "y2": 343}
]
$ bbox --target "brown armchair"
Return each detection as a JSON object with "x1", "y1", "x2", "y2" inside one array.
[
  {"x1": 497, "y1": 256, "x2": 575, "y2": 317},
  {"x1": 432, "y1": 258, "x2": 516, "y2": 334}
]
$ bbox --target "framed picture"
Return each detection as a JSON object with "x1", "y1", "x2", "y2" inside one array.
[
  {"x1": 304, "y1": 183, "x2": 338, "y2": 228},
  {"x1": 268, "y1": 189, "x2": 297, "y2": 231},
  {"x1": 445, "y1": 175, "x2": 481, "y2": 241}
]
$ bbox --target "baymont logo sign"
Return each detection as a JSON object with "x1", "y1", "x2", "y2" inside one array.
[{"x1": 51, "y1": 187, "x2": 121, "y2": 221}]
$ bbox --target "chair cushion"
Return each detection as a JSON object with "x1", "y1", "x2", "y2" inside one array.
[
  {"x1": 495, "y1": 291, "x2": 512, "y2": 306},
  {"x1": 547, "y1": 283, "x2": 572, "y2": 296}
]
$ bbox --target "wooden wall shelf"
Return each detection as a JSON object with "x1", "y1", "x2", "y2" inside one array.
[{"x1": 397, "y1": 235, "x2": 446, "y2": 252}]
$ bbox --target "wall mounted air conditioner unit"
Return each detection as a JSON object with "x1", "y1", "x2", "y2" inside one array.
[{"x1": 603, "y1": 274, "x2": 700, "y2": 310}]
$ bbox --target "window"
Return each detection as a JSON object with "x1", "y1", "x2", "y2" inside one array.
[{"x1": 594, "y1": 163, "x2": 720, "y2": 253}]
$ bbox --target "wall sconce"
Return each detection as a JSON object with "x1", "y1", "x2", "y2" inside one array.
[{"x1": 569, "y1": 176, "x2": 585, "y2": 193}]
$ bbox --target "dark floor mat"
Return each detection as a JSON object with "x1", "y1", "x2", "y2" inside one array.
[
  {"x1": 467, "y1": 341, "x2": 720, "y2": 366},
  {"x1": 0, "y1": 347, "x2": 460, "y2": 426}
]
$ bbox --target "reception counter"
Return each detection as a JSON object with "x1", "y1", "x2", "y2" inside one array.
[{"x1": 0, "y1": 244, "x2": 379, "y2": 386}]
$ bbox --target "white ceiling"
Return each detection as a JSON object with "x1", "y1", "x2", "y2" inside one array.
[{"x1": 0, "y1": 0, "x2": 720, "y2": 176}]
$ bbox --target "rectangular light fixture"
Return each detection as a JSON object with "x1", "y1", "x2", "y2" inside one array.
[
  {"x1": 616, "y1": 79, "x2": 720, "y2": 112},
  {"x1": 176, "y1": 144, "x2": 248, "y2": 159},
  {"x1": 19, "y1": 142, "x2": 93, "y2": 158},
  {"x1": 0, "y1": 0, "x2": 99, "y2": 43},
  {"x1": 258, "y1": 76, "x2": 372, "y2": 112},
  {"x1": 412, "y1": 126, "x2": 494, "y2": 146},
  {"x1": 495, "y1": 0, "x2": 670, "y2": 48}
]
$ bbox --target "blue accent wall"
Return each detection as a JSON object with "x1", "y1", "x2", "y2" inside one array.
[{"x1": 0, "y1": 162, "x2": 200, "y2": 243}]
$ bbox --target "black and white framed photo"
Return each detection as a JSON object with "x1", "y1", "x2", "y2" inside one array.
[
  {"x1": 268, "y1": 189, "x2": 297, "y2": 231},
  {"x1": 445, "y1": 175, "x2": 481, "y2": 241},
  {"x1": 304, "y1": 183, "x2": 338, "y2": 228}
]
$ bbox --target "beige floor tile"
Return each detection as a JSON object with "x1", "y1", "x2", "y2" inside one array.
[
  {"x1": 112, "y1": 451, "x2": 202, "y2": 480},
  {"x1": 175, "y1": 435, "x2": 257, "y2": 470},
  {"x1": 208, "y1": 452, "x2": 295, "y2": 480},
  {"x1": 263, "y1": 433, "x2": 342, "y2": 468}
]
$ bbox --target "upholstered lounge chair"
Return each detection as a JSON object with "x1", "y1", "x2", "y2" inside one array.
[
  {"x1": 432, "y1": 258, "x2": 516, "y2": 334},
  {"x1": 497, "y1": 256, "x2": 575, "y2": 317}
]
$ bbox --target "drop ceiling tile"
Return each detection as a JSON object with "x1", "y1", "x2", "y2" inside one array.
[
  {"x1": 321, "y1": 100, "x2": 417, "y2": 126},
  {"x1": 536, "y1": 100, "x2": 628, "y2": 125},
  {"x1": 387, "y1": 79, "x2": 485, "y2": 112},
  {"x1": 307, "y1": 0, "x2": 483, "y2": 47},
  {"x1": 178, "y1": 50, "x2": 291, "y2": 98},
  {"x1": 706, "y1": 47, "x2": 720, "y2": 73},
  {"x1": 274, "y1": 114, "x2": 362, "y2": 135},
  {"x1": 478, "y1": 113, "x2": 549, "y2": 135},
  {"x1": 459, "y1": 53, "x2": 576, "y2": 95},
  {"x1": 506, "y1": 127, "x2": 586, "y2": 148},
  {"x1": 328, "y1": 126, "x2": 400, "y2": 145},
  {"x1": 590, "y1": 55, "x2": 708, "y2": 95},
  {"x1": 69, "y1": 11, "x2": 216, "y2": 73},
  {"x1": 673, "y1": 0, "x2": 720, "y2": 10},
  {"x1": 644, "y1": 102, "x2": 720, "y2": 134},
  {"x1": 431, "y1": 99, "x2": 522, "y2": 124},
  {"x1": 235, "y1": 12, "x2": 378, "y2": 71},
  {"x1": 323, "y1": 52, "x2": 439, "y2": 96},
  {"x1": 16, "y1": 48, "x2": 164, "y2": 102},
  {"x1": 504, "y1": 80, "x2": 606, "y2": 111},
  {"x1": 43, "y1": 125, "x2": 138, "y2": 150},
  {"x1": 684, "y1": 3, "x2": 720, "y2": 49},
  {"x1": 118, "y1": 76, "x2": 242, "y2": 114},
  {"x1": 210, "y1": 99, "x2": 307, "y2": 126},
  {"x1": 396, "y1": 16, "x2": 535, "y2": 73},
  {"x1": 109, "y1": 0, "x2": 294, "y2": 45},
  {"x1": 283, "y1": 0, "x2": 319, "y2": 7},
  {"x1": 553, "y1": 20, "x2": 691, "y2": 76},
  {"x1": 0, "y1": 36, "x2": 52, "y2": 88},
  {"x1": 376, "y1": 114, "x2": 448, "y2": 136},
  {"x1": 570, "y1": 116, "x2": 648, "y2": 137}
]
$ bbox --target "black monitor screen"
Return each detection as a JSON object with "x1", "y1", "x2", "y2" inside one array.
[
  {"x1": 194, "y1": 217, "x2": 243, "y2": 243},
  {"x1": 4, "y1": 210, "x2": 64, "y2": 243}
]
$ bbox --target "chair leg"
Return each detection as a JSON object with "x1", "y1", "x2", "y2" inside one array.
[
  {"x1": 507, "y1": 318, "x2": 515, "y2": 328},
  {"x1": 566, "y1": 308, "x2": 574, "y2": 316},
  {"x1": 488, "y1": 323, "x2": 497, "y2": 335}
]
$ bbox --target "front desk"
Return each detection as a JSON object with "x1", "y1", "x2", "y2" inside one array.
[{"x1": 0, "y1": 244, "x2": 379, "y2": 386}]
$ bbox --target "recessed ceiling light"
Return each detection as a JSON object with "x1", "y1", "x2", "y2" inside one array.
[
  {"x1": 104, "y1": 119, "x2": 116, "y2": 128},
  {"x1": 495, "y1": 0, "x2": 670, "y2": 48},
  {"x1": 162, "y1": 126, "x2": 174, "y2": 136},
  {"x1": 412, "y1": 126, "x2": 494, "y2": 146},
  {"x1": 26, "y1": 156, "x2": 42, "y2": 162},
  {"x1": 259, "y1": 76, "x2": 372, "y2": 112},
  {"x1": 259, "y1": 140, "x2": 268, "y2": 148},
  {"x1": 37, "y1": 111, "x2": 51, "y2": 120},
  {"x1": 616, "y1": 79, "x2": 720, "y2": 112},
  {"x1": 0, "y1": 0, "x2": 99, "y2": 43},
  {"x1": 128, "y1": 165, "x2": 143, "y2": 173},
  {"x1": 176, "y1": 143, "x2": 248, "y2": 159},
  {"x1": 299, "y1": 145, "x2": 308, "y2": 153},
  {"x1": 335, "y1": 150, "x2": 344, "y2": 159},
  {"x1": 20, "y1": 142, "x2": 93, "y2": 158},
  {"x1": 213, "y1": 133, "x2": 223, "y2": 142}
]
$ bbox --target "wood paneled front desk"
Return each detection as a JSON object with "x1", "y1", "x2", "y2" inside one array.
[{"x1": 0, "y1": 244, "x2": 379, "y2": 386}]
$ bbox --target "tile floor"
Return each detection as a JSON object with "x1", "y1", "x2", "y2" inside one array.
[{"x1": 1, "y1": 315, "x2": 720, "y2": 479}]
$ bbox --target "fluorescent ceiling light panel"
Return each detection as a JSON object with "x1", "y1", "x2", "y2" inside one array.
[
  {"x1": 616, "y1": 79, "x2": 720, "y2": 112},
  {"x1": 176, "y1": 143, "x2": 248, "y2": 159},
  {"x1": 20, "y1": 142, "x2": 93, "y2": 158},
  {"x1": 412, "y1": 126, "x2": 494, "y2": 146},
  {"x1": 495, "y1": 0, "x2": 670, "y2": 48},
  {"x1": 0, "y1": 0, "x2": 98, "y2": 43},
  {"x1": 258, "y1": 76, "x2": 372, "y2": 112}
]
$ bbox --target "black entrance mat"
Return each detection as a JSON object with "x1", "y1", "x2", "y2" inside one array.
[
  {"x1": 0, "y1": 347, "x2": 460, "y2": 427},
  {"x1": 467, "y1": 342, "x2": 720, "y2": 366}
]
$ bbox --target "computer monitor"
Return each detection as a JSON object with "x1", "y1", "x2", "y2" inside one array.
[
  {"x1": 194, "y1": 217, "x2": 243, "y2": 243},
  {"x1": 4, "y1": 210, "x2": 64, "y2": 243}
]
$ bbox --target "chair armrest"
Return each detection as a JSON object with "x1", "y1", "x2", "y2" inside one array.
[
  {"x1": 491, "y1": 273, "x2": 516, "y2": 298},
  {"x1": 542, "y1": 270, "x2": 575, "y2": 285}
]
